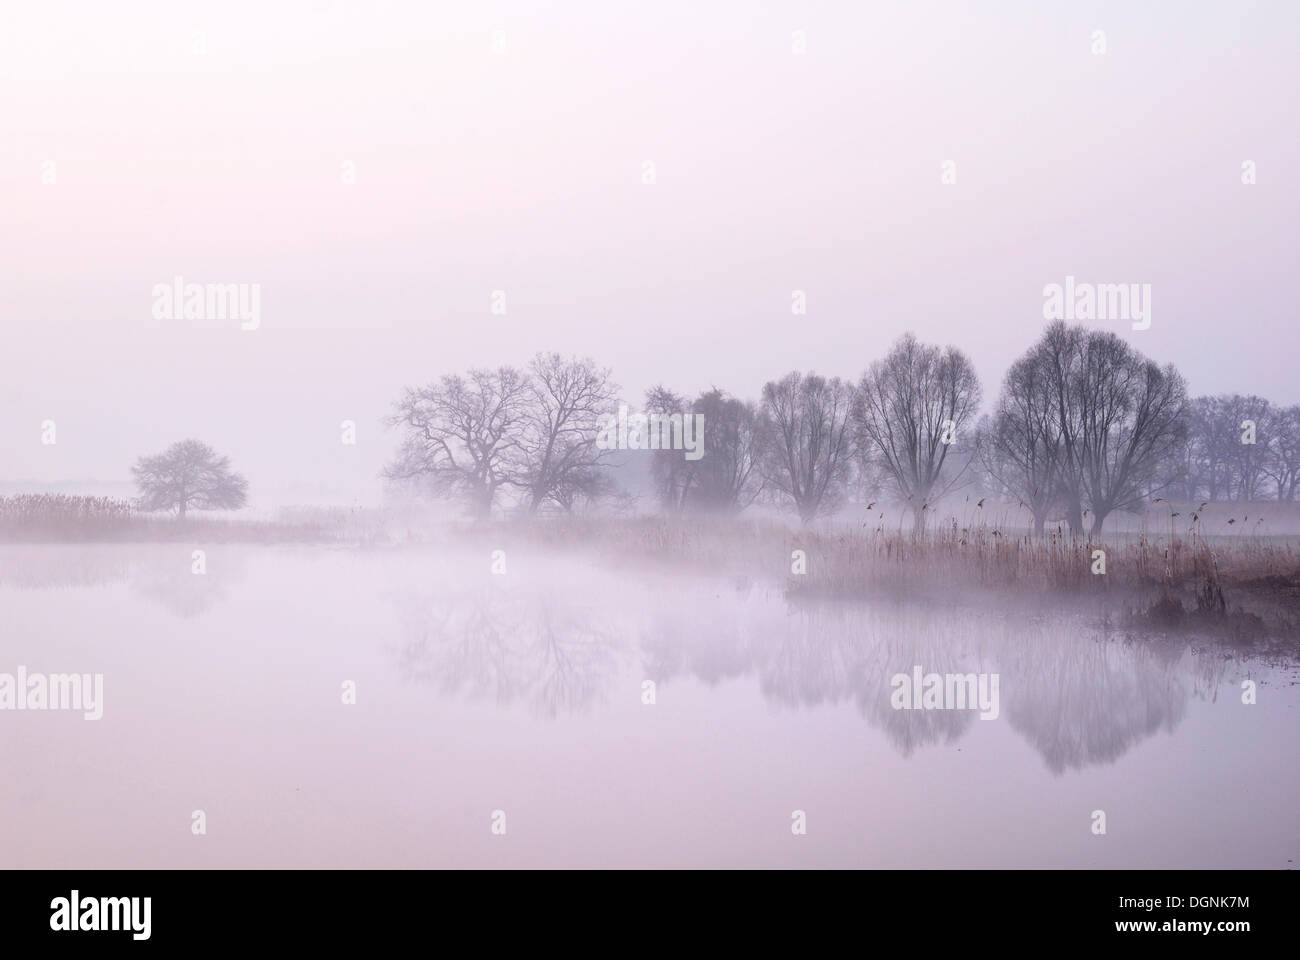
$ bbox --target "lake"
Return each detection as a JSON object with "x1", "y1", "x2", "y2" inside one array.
[{"x1": 1, "y1": 542, "x2": 1295, "y2": 868}]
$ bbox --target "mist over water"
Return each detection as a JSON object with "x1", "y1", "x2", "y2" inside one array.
[
  {"x1": 3, "y1": 1, "x2": 1299, "y2": 881},
  {"x1": 1, "y1": 539, "x2": 1293, "y2": 868}
]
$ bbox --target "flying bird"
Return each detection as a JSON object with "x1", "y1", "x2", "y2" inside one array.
[{"x1": 976, "y1": 498, "x2": 985, "y2": 508}]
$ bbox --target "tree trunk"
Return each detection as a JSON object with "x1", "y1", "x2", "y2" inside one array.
[
  {"x1": 1066, "y1": 496, "x2": 1083, "y2": 538},
  {"x1": 912, "y1": 503, "x2": 926, "y2": 536}
]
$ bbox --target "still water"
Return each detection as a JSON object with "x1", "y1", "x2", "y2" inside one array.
[{"x1": 1, "y1": 543, "x2": 1295, "y2": 868}]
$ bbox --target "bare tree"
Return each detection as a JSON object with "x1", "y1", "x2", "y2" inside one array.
[
  {"x1": 1265, "y1": 404, "x2": 1300, "y2": 502},
  {"x1": 384, "y1": 367, "x2": 531, "y2": 519},
  {"x1": 132, "y1": 439, "x2": 248, "y2": 519},
  {"x1": 981, "y1": 347, "x2": 1062, "y2": 535},
  {"x1": 689, "y1": 388, "x2": 764, "y2": 512},
  {"x1": 1185, "y1": 396, "x2": 1229, "y2": 500},
  {"x1": 759, "y1": 371, "x2": 855, "y2": 524},
  {"x1": 1186, "y1": 394, "x2": 1272, "y2": 501},
  {"x1": 1071, "y1": 331, "x2": 1188, "y2": 535},
  {"x1": 1178, "y1": 394, "x2": 1274, "y2": 502},
  {"x1": 853, "y1": 334, "x2": 982, "y2": 532},
  {"x1": 1035, "y1": 322, "x2": 1088, "y2": 534},
  {"x1": 513, "y1": 353, "x2": 620, "y2": 513},
  {"x1": 546, "y1": 464, "x2": 617, "y2": 513},
  {"x1": 1231, "y1": 396, "x2": 1272, "y2": 500},
  {"x1": 645, "y1": 385, "x2": 698, "y2": 511}
]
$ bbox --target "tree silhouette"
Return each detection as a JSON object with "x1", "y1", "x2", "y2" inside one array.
[
  {"x1": 854, "y1": 334, "x2": 981, "y2": 533},
  {"x1": 132, "y1": 439, "x2": 248, "y2": 519},
  {"x1": 759, "y1": 371, "x2": 855, "y2": 524},
  {"x1": 384, "y1": 367, "x2": 530, "y2": 519}
]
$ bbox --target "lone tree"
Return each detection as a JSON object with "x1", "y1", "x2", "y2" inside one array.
[{"x1": 132, "y1": 439, "x2": 249, "y2": 518}]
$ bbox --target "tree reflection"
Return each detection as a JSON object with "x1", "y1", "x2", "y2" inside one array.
[
  {"x1": 391, "y1": 581, "x2": 628, "y2": 717},
  {"x1": 131, "y1": 546, "x2": 244, "y2": 619},
  {"x1": 389, "y1": 564, "x2": 1272, "y2": 770}
]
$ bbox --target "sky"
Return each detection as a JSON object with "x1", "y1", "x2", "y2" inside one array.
[{"x1": 2, "y1": 0, "x2": 1298, "y2": 506}]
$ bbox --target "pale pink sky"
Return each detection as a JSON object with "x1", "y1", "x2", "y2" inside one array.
[{"x1": 2, "y1": 1, "x2": 1297, "y2": 503}]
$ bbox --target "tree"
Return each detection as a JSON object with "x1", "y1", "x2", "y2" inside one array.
[
  {"x1": 1033, "y1": 321, "x2": 1089, "y2": 534},
  {"x1": 982, "y1": 347, "x2": 1064, "y2": 535},
  {"x1": 645, "y1": 386, "x2": 763, "y2": 513},
  {"x1": 1069, "y1": 329, "x2": 1187, "y2": 535},
  {"x1": 1179, "y1": 394, "x2": 1274, "y2": 502},
  {"x1": 1185, "y1": 396, "x2": 1230, "y2": 500},
  {"x1": 1185, "y1": 394, "x2": 1272, "y2": 501},
  {"x1": 645, "y1": 386, "x2": 698, "y2": 511},
  {"x1": 132, "y1": 439, "x2": 248, "y2": 519},
  {"x1": 759, "y1": 371, "x2": 855, "y2": 524},
  {"x1": 1265, "y1": 405, "x2": 1300, "y2": 501},
  {"x1": 384, "y1": 367, "x2": 531, "y2": 519},
  {"x1": 689, "y1": 388, "x2": 764, "y2": 512},
  {"x1": 1227, "y1": 395, "x2": 1272, "y2": 500},
  {"x1": 853, "y1": 334, "x2": 982, "y2": 533},
  {"x1": 513, "y1": 353, "x2": 620, "y2": 513},
  {"x1": 1003, "y1": 323, "x2": 1187, "y2": 536}
]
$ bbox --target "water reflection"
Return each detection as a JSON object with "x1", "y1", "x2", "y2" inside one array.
[
  {"x1": 391, "y1": 573, "x2": 1262, "y2": 773},
  {"x1": 1001, "y1": 633, "x2": 1193, "y2": 774},
  {"x1": 0, "y1": 543, "x2": 1271, "y2": 774},
  {"x1": 130, "y1": 547, "x2": 245, "y2": 619},
  {"x1": 0, "y1": 544, "x2": 244, "y2": 618},
  {"x1": 0, "y1": 544, "x2": 129, "y2": 589},
  {"x1": 390, "y1": 582, "x2": 631, "y2": 717}
]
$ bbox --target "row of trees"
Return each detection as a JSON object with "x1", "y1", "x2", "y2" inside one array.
[
  {"x1": 645, "y1": 335, "x2": 982, "y2": 529},
  {"x1": 1169, "y1": 395, "x2": 1300, "y2": 503},
  {"x1": 387, "y1": 326, "x2": 1299, "y2": 535},
  {"x1": 122, "y1": 328, "x2": 1293, "y2": 534},
  {"x1": 981, "y1": 330, "x2": 1300, "y2": 532}
]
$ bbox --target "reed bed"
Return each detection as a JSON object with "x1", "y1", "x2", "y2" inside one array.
[
  {"x1": 0, "y1": 494, "x2": 333, "y2": 543},
  {"x1": 489, "y1": 513, "x2": 1300, "y2": 638}
]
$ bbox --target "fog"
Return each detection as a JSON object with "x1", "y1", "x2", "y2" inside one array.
[
  {"x1": 3, "y1": 2, "x2": 1298, "y2": 871},
  {"x1": 1, "y1": 540, "x2": 1295, "y2": 868},
  {"x1": 3, "y1": 1, "x2": 1299, "y2": 505}
]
